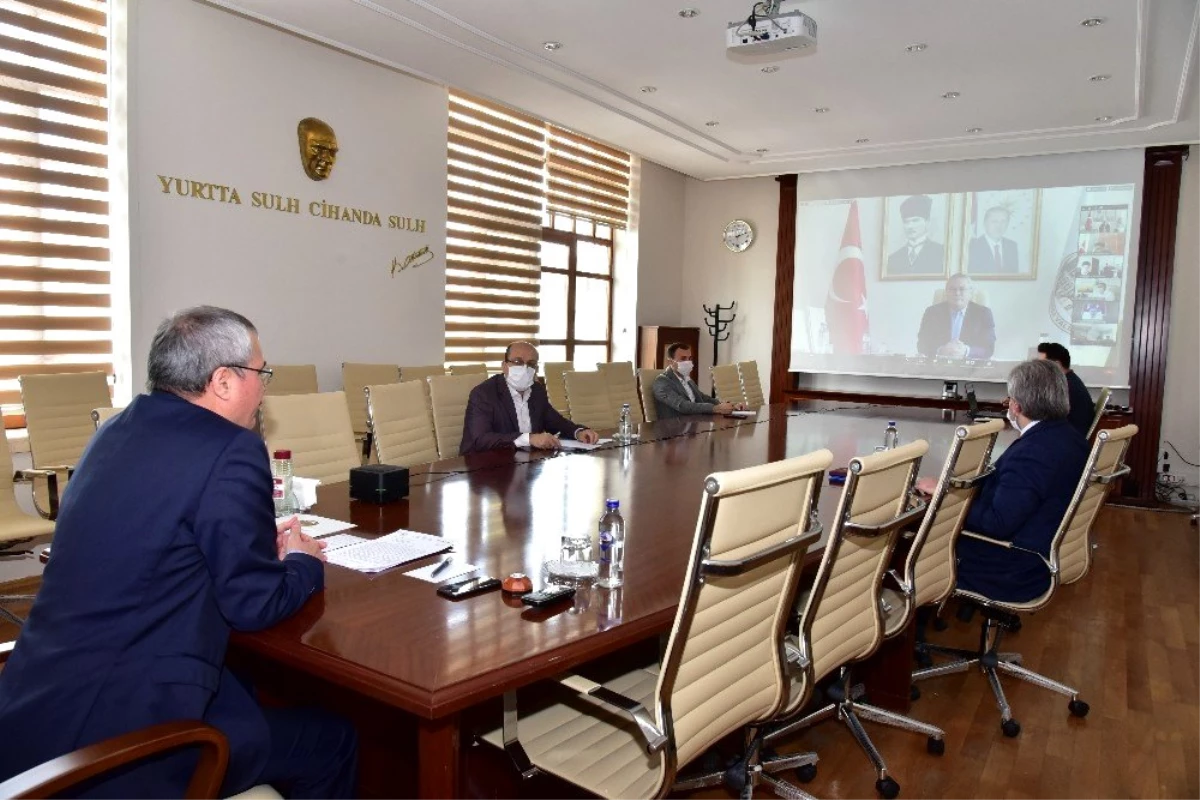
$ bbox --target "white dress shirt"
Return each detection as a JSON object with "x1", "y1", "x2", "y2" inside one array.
[
  {"x1": 674, "y1": 370, "x2": 696, "y2": 402},
  {"x1": 509, "y1": 384, "x2": 532, "y2": 448}
]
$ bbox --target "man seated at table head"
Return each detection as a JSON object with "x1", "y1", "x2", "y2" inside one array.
[
  {"x1": 1036, "y1": 342, "x2": 1095, "y2": 436},
  {"x1": 916, "y1": 274, "x2": 996, "y2": 360},
  {"x1": 460, "y1": 341, "x2": 599, "y2": 454},
  {"x1": 918, "y1": 359, "x2": 1089, "y2": 603},
  {"x1": 651, "y1": 343, "x2": 743, "y2": 419},
  {"x1": 0, "y1": 305, "x2": 358, "y2": 798}
]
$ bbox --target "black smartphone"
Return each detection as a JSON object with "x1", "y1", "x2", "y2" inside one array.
[
  {"x1": 829, "y1": 467, "x2": 848, "y2": 485},
  {"x1": 520, "y1": 585, "x2": 577, "y2": 608},
  {"x1": 436, "y1": 576, "x2": 501, "y2": 600}
]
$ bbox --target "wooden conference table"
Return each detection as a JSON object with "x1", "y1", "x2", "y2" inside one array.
[{"x1": 230, "y1": 402, "x2": 1013, "y2": 798}]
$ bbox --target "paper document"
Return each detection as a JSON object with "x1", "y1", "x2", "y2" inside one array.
[
  {"x1": 326, "y1": 529, "x2": 452, "y2": 573},
  {"x1": 405, "y1": 559, "x2": 478, "y2": 583},
  {"x1": 318, "y1": 533, "x2": 368, "y2": 552},
  {"x1": 559, "y1": 437, "x2": 614, "y2": 451},
  {"x1": 297, "y1": 514, "x2": 356, "y2": 538}
]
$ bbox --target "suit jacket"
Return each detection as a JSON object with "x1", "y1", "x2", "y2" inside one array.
[
  {"x1": 956, "y1": 419, "x2": 1090, "y2": 602},
  {"x1": 967, "y1": 235, "x2": 1019, "y2": 274},
  {"x1": 652, "y1": 370, "x2": 719, "y2": 419},
  {"x1": 460, "y1": 374, "x2": 583, "y2": 455},
  {"x1": 1064, "y1": 369, "x2": 1096, "y2": 436},
  {"x1": 886, "y1": 240, "x2": 946, "y2": 276},
  {"x1": 0, "y1": 391, "x2": 323, "y2": 797},
  {"x1": 917, "y1": 300, "x2": 996, "y2": 360}
]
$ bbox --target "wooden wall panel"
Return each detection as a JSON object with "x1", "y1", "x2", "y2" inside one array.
[{"x1": 770, "y1": 174, "x2": 798, "y2": 403}]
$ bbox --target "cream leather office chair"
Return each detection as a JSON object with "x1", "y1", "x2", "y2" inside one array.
[
  {"x1": 637, "y1": 368, "x2": 661, "y2": 423},
  {"x1": 482, "y1": 449, "x2": 832, "y2": 798},
  {"x1": 738, "y1": 360, "x2": 766, "y2": 409},
  {"x1": 710, "y1": 364, "x2": 745, "y2": 406},
  {"x1": 90, "y1": 406, "x2": 124, "y2": 429},
  {"x1": 762, "y1": 441, "x2": 935, "y2": 799},
  {"x1": 1086, "y1": 386, "x2": 1112, "y2": 440},
  {"x1": 564, "y1": 370, "x2": 616, "y2": 430},
  {"x1": 399, "y1": 365, "x2": 445, "y2": 384},
  {"x1": 365, "y1": 381, "x2": 440, "y2": 468},
  {"x1": 543, "y1": 362, "x2": 572, "y2": 414},
  {"x1": 261, "y1": 392, "x2": 361, "y2": 485},
  {"x1": 598, "y1": 361, "x2": 639, "y2": 423},
  {"x1": 427, "y1": 373, "x2": 483, "y2": 458},
  {"x1": 913, "y1": 424, "x2": 1137, "y2": 738},
  {"x1": 0, "y1": 434, "x2": 57, "y2": 627},
  {"x1": 263, "y1": 364, "x2": 318, "y2": 397},
  {"x1": 449, "y1": 363, "x2": 487, "y2": 377},
  {"x1": 341, "y1": 363, "x2": 400, "y2": 437},
  {"x1": 20, "y1": 371, "x2": 109, "y2": 518}
]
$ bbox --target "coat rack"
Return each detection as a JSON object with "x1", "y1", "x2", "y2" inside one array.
[{"x1": 702, "y1": 301, "x2": 736, "y2": 393}]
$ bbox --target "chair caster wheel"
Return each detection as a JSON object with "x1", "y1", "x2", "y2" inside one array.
[
  {"x1": 910, "y1": 684, "x2": 921, "y2": 702},
  {"x1": 876, "y1": 776, "x2": 901, "y2": 798},
  {"x1": 932, "y1": 616, "x2": 949, "y2": 631},
  {"x1": 1069, "y1": 699, "x2": 1090, "y2": 717},
  {"x1": 927, "y1": 736, "x2": 944, "y2": 756},
  {"x1": 796, "y1": 763, "x2": 817, "y2": 784},
  {"x1": 1001, "y1": 719, "x2": 1021, "y2": 738}
]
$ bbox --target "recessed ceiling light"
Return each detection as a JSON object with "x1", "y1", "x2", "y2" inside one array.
[
  {"x1": 543, "y1": 41, "x2": 562, "y2": 51},
  {"x1": 905, "y1": 43, "x2": 928, "y2": 53},
  {"x1": 1080, "y1": 17, "x2": 1106, "y2": 27},
  {"x1": 639, "y1": 85, "x2": 657, "y2": 93},
  {"x1": 755, "y1": 148, "x2": 770, "y2": 154},
  {"x1": 813, "y1": 106, "x2": 830, "y2": 113},
  {"x1": 761, "y1": 65, "x2": 780, "y2": 74},
  {"x1": 1096, "y1": 115, "x2": 1114, "y2": 122},
  {"x1": 705, "y1": 120, "x2": 719, "y2": 127},
  {"x1": 855, "y1": 138, "x2": 870, "y2": 144},
  {"x1": 1089, "y1": 74, "x2": 1111, "y2": 82},
  {"x1": 966, "y1": 127, "x2": 984, "y2": 133},
  {"x1": 942, "y1": 91, "x2": 961, "y2": 100},
  {"x1": 678, "y1": 8, "x2": 699, "y2": 18}
]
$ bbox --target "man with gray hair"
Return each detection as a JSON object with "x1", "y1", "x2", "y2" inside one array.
[
  {"x1": 0, "y1": 306, "x2": 357, "y2": 797},
  {"x1": 917, "y1": 359, "x2": 1089, "y2": 602}
]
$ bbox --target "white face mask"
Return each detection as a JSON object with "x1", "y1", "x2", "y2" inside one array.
[
  {"x1": 675, "y1": 359, "x2": 694, "y2": 378},
  {"x1": 505, "y1": 364, "x2": 535, "y2": 393},
  {"x1": 1006, "y1": 409, "x2": 1021, "y2": 433}
]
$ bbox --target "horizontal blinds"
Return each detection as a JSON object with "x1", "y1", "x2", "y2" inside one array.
[
  {"x1": 546, "y1": 124, "x2": 629, "y2": 228},
  {"x1": 446, "y1": 92, "x2": 544, "y2": 368},
  {"x1": 0, "y1": 0, "x2": 111, "y2": 413}
]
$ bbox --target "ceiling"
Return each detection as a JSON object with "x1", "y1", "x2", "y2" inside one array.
[{"x1": 207, "y1": 0, "x2": 1200, "y2": 180}]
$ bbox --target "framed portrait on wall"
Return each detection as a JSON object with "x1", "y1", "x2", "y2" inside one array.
[
  {"x1": 880, "y1": 194, "x2": 951, "y2": 280},
  {"x1": 962, "y1": 189, "x2": 1041, "y2": 280}
]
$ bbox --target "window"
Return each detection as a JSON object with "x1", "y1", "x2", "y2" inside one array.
[
  {"x1": 0, "y1": 0, "x2": 112, "y2": 419},
  {"x1": 538, "y1": 211, "x2": 613, "y2": 369}
]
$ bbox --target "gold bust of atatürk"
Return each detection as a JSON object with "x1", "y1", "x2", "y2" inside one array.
[{"x1": 297, "y1": 117, "x2": 338, "y2": 181}]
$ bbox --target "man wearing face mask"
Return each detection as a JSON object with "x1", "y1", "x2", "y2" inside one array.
[
  {"x1": 651, "y1": 343, "x2": 741, "y2": 420},
  {"x1": 460, "y1": 341, "x2": 599, "y2": 455},
  {"x1": 915, "y1": 359, "x2": 1089, "y2": 602}
]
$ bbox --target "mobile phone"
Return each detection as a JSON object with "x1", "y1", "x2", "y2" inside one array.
[
  {"x1": 436, "y1": 576, "x2": 501, "y2": 600},
  {"x1": 520, "y1": 585, "x2": 577, "y2": 608},
  {"x1": 829, "y1": 467, "x2": 847, "y2": 485}
]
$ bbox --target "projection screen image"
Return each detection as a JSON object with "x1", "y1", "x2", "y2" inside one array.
[{"x1": 790, "y1": 183, "x2": 1137, "y2": 386}]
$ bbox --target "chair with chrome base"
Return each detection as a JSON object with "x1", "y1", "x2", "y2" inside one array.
[
  {"x1": 480, "y1": 449, "x2": 832, "y2": 799},
  {"x1": 760, "y1": 441, "x2": 934, "y2": 799},
  {"x1": 912, "y1": 424, "x2": 1137, "y2": 737}
]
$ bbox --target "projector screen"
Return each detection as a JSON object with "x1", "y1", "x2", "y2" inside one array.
[{"x1": 790, "y1": 183, "x2": 1138, "y2": 386}]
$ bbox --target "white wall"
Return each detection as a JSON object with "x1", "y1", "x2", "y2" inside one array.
[
  {"x1": 636, "y1": 160, "x2": 686, "y2": 327},
  {"x1": 128, "y1": 0, "x2": 447, "y2": 392},
  {"x1": 1161, "y1": 145, "x2": 1199, "y2": 491}
]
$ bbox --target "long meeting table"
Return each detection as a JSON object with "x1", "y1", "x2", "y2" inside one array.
[{"x1": 229, "y1": 402, "x2": 1014, "y2": 798}]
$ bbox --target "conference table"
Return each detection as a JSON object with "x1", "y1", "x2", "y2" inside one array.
[{"x1": 229, "y1": 402, "x2": 1013, "y2": 798}]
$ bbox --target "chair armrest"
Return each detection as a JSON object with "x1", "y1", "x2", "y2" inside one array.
[
  {"x1": 700, "y1": 527, "x2": 819, "y2": 577},
  {"x1": 948, "y1": 465, "x2": 995, "y2": 489},
  {"x1": 1093, "y1": 464, "x2": 1131, "y2": 485},
  {"x1": 784, "y1": 636, "x2": 810, "y2": 670},
  {"x1": 13, "y1": 469, "x2": 69, "y2": 521},
  {"x1": 844, "y1": 499, "x2": 927, "y2": 537},
  {"x1": 959, "y1": 530, "x2": 1011, "y2": 548},
  {"x1": 558, "y1": 674, "x2": 668, "y2": 754}
]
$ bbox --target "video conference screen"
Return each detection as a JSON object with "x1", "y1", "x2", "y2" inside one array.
[{"x1": 789, "y1": 183, "x2": 1137, "y2": 386}]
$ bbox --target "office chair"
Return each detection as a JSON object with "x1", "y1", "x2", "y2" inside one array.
[
  {"x1": 449, "y1": 363, "x2": 487, "y2": 377},
  {"x1": 260, "y1": 392, "x2": 361, "y2": 485},
  {"x1": 365, "y1": 381, "x2": 440, "y2": 468},
  {"x1": 1086, "y1": 386, "x2": 1112, "y2": 440},
  {"x1": 262, "y1": 364, "x2": 318, "y2": 397},
  {"x1": 90, "y1": 407, "x2": 123, "y2": 429},
  {"x1": 598, "y1": 361, "x2": 640, "y2": 424},
  {"x1": 738, "y1": 360, "x2": 766, "y2": 409},
  {"x1": 427, "y1": 373, "x2": 484, "y2": 458},
  {"x1": 710, "y1": 364, "x2": 745, "y2": 406},
  {"x1": 19, "y1": 371, "x2": 109, "y2": 518},
  {"x1": 543, "y1": 362, "x2": 572, "y2": 414},
  {"x1": 480, "y1": 449, "x2": 833, "y2": 798},
  {"x1": 398, "y1": 364, "x2": 445, "y2": 384},
  {"x1": 912, "y1": 425, "x2": 1138, "y2": 737},
  {"x1": 342, "y1": 363, "x2": 401, "y2": 463},
  {"x1": 637, "y1": 368, "x2": 661, "y2": 423},
  {"x1": 564, "y1": 370, "x2": 617, "y2": 430}
]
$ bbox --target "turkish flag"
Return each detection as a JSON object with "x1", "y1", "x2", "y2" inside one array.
[{"x1": 825, "y1": 201, "x2": 869, "y2": 354}]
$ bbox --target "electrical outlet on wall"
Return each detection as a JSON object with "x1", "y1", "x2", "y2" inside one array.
[{"x1": 1162, "y1": 449, "x2": 1171, "y2": 474}]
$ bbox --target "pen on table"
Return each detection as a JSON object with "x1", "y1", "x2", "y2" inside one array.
[{"x1": 430, "y1": 556, "x2": 453, "y2": 577}]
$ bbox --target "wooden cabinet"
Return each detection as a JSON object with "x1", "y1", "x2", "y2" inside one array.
[{"x1": 637, "y1": 326, "x2": 700, "y2": 369}]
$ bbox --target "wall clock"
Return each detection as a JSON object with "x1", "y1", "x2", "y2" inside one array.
[{"x1": 723, "y1": 219, "x2": 754, "y2": 252}]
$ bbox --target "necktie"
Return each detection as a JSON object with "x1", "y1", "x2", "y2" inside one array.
[
  {"x1": 908, "y1": 246, "x2": 917, "y2": 265},
  {"x1": 951, "y1": 310, "x2": 964, "y2": 342},
  {"x1": 993, "y1": 243, "x2": 1002, "y2": 269}
]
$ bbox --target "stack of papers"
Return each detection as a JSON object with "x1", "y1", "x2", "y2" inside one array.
[
  {"x1": 325, "y1": 529, "x2": 452, "y2": 574},
  {"x1": 559, "y1": 437, "x2": 614, "y2": 451},
  {"x1": 297, "y1": 514, "x2": 356, "y2": 538}
]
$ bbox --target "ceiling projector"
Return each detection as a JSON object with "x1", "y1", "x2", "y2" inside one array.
[{"x1": 726, "y1": 7, "x2": 818, "y2": 55}]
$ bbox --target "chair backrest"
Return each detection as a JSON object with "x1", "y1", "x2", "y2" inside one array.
[
  {"x1": 19, "y1": 372, "x2": 110, "y2": 468},
  {"x1": 399, "y1": 365, "x2": 445, "y2": 384},
  {"x1": 90, "y1": 406, "x2": 124, "y2": 430},
  {"x1": 650, "y1": 449, "x2": 832, "y2": 793},
  {"x1": 427, "y1": 373, "x2": 483, "y2": 458},
  {"x1": 341, "y1": 363, "x2": 400, "y2": 435},
  {"x1": 1086, "y1": 386, "x2": 1113, "y2": 440},
  {"x1": 366, "y1": 381, "x2": 440, "y2": 468},
  {"x1": 710, "y1": 364, "x2": 745, "y2": 406},
  {"x1": 261, "y1": 391, "x2": 361, "y2": 484},
  {"x1": 449, "y1": 363, "x2": 487, "y2": 377},
  {"x1": 637, "y1": 368, "x2": 661, "y2": 423},
  {"x1": 264, "y1": 364, "x2": 318, "y2": 396},
  {"x1": 789, "y1": 441, "x2": 928, "y2": 711},
  {"x1": 564, "y1": 370, "x2": 616, "y2": 430},
  {"x1": 598, "y1": 361, "x2": 639, "y2": 422},
  {"x1": 738, "y1": 360, "x2": 766, "y2": 409},
  {"x1": 543, "y1": 362, "x2": 572, "y2": 414}
]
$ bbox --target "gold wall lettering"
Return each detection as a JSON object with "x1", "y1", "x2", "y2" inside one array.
[
  {"x1": 308, "y1": 200, "x2": 381, "y2": 226},
  {"x1": 251, "y1": 192, "x2": 300, "y2": 213},
  {"x1": 158, "y1": 174, "x2": 241, "y2": 204}
]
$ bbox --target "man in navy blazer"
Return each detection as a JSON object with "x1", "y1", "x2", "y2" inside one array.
[
  {"x1": 0, "y1": 307, "x2": 356, "y2": 798},
  {"x1": 460, "y1": 341, "x2": 599, "y2": 454},
  {"x1": 919, "y1": 359, "x2": 1090, "y2": 602},
  {"x1": 967, "y1": 206, "x2": 1021, "y2": 275},
  {"x1": 1037, "y1": 342, "x2": 1096, "y2": 436},
  {"x1": 917, "y1": 274, "x2": 997, "y2": 360}
]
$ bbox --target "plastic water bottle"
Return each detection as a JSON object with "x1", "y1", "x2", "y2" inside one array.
[
  {"x1": 597, "y1": 499, "x2": 625, "y2": 589},
  {"x1": 271, "y1": 449, "x2": 297, "y2": 517},
  {"x1": 617, "y1": 403, "x2": 632, "y2": 443},
  {"x1": 883, "y1": 421, "x2": 899, "y2": 450},
  {"x1": 598, "y1": 586, "x2": 623, "y2": 631}
]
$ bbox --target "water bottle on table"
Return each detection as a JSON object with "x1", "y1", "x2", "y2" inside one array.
[
  {"x1": 271, "y1": 449, "x2": 297, "y2": 517},
  {"x1": 616, "y1": 403, "x2": 633, "y2": 443},
  {"x1": 883, "y1": 420, "x2": 899, "y2": 450},
  {"x1": 597, "y1": 499, "x2": 625, "y2": 589}
]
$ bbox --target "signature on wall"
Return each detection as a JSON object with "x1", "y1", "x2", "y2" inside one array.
[{"x1": 392, "y1": 245, "x2": 434, "y2": 276}]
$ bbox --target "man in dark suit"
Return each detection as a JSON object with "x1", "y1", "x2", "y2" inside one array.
[
  {"x1": 886, "y1": 194, "x2": 946, "y2": 276},
  {"x1": 0, "y1": 307, "x2": 357, "y2": 798},
  {"x1": 460, "y1": 341, "x2": 599, "y2": 454},
  {"x1": 967, "y1": 206, "x2": 1020, "y2": 274},
  {"x1": 1037, "y1": 342, "x2": 1096, "y2": 436},
  {"x1": 917, "y1": 359, "x2": 1090, "y2": 602},
  {"x1": 917, "y1": 274, "x2": 997, "y2": 360}
]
